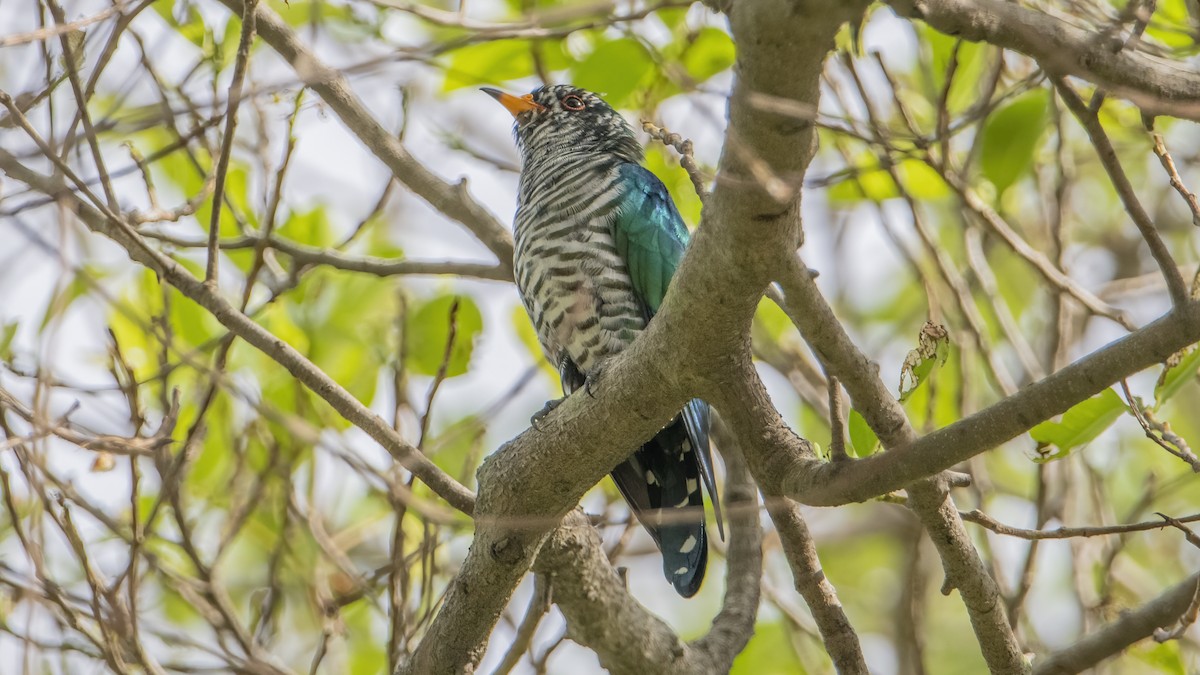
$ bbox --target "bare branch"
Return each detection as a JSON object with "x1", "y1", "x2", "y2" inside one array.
[
  {"x1": 962, "y1": 509, "x2": 1200, "y2": 540},
  {"x1": 206, "y1": 0, "x2": 259, "y2": 284},
  {"x1": 1033, "y1": 573, "x2": 1200, "y2": 674},
  {"x1": 1054, "y1": 79, "x2": 1189, "y2": 307},
  {"x1": 765, "y1": 496, "x2": 867, "y2": 674},
  {"x1": 891, "y1": 0, "x2": 1200, "y2": 120}
]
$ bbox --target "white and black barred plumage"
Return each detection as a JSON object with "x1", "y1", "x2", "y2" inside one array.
[{"x1": 488, "y1": 84, "x2": 721, "y2": 597}]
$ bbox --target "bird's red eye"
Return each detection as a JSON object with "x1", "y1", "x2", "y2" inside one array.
[{"x1": 561, "y1": 95, "x2": 585, "y2": 111}]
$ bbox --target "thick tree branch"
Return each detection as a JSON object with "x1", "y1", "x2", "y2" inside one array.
[
  {"x1": 1033, "y1": 573, "x2": 1200, "y2": 675},
  {"x1": 713, "y1": 356, "x2": 1029, "y2": 673},
  {"x1": 532, "y1": 511, "x2": 685, "y2": 674},
  {"x1": 214, "y1": 0, "x2": 515, "y2": 272},
  {"x1": 770, "y1": 261, "x2": 1200, "y2": 506},
  {"x1": 890, "y1": 0, "x2": 1200, "y2": 120},
  {"x1": 906, "y1": 480, "x2": 1028, "y2": 673}
]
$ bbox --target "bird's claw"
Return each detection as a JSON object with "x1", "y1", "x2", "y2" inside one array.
[
  {"x1": 530, "y1": 397, "x2": 565, "y2": 431},
  {"x1": 583, "y1": 364, "x2": 605, "y2": 398}
]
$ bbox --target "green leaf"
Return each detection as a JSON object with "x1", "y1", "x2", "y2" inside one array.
[
  {"x1": 0, "y1": 321, "x2": 17, "y2": 361},
  {"x1": 406, "y1": 294, "x2": 482, "y2": 378},
  {"x1": 426, "y1": 415, "x2": 486, "y2": 486},
  {"x1": 1154, "y1": 345, "x2": 1200, "y2": 409},
  {"x1": 1030, "y1": 388, "x2": 1126, "y2": 462},
  {"x1": 681, "y1": 28, "x2": 735, "y2": 83},
  {"x1": 570, "y1": 38, "x2": 654, "y2": 108},
  {"x1": 898, "y1": 321, "x2": 950, "y2": 402},
  {"x1": 980, "y1": 89, "x2": 1050, "y2": 194},
  {"x1": 153, "y1": 1, "x2": 209, "y2": 50},
  {"x1": 826, "y1": 151, "x2": 898, "y2": 204},
  {"x1": 443, "y1": 40, "x2": 541, "y2": 92},
  {"x1": 276, "y1": 206, "x2": 335, "y2": 248},
  {"x1": 1131, "y1": 637, "x2": 1188, "y2": 674},
  {"x1": 39, "y1": 266, "x2": 98, "y2": 332},
  {"x1": 752, "y1": 297, "x2": 792, "y2": 343},
  {"x1": 1145, "y1": 0, "x2": 1200, "y2": 51},
  {"x1": 922, "y1": 26, "x2": 987, "y2": 114},
  {"x1": 847, "y1": 408, "x2": 879, "y2": 457},
  {"x1": 731, "y1": 621, "x2": 805, "y2": 674},
  {"x1": 897, "y1": 159, "x2": 950, "y2": 200},
  {"x1": 643, "y1": 145, "x2": 702, "y2": 224}
]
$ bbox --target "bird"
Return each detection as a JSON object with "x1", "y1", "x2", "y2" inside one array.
[{"x1": 483, "y1": 84, "x2": 722, "y2": 597}]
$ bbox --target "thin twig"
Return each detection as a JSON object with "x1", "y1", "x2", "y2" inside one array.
[
  {"x1": 1055, "y1": 79, "x2": 1189, "y2": 307},
  {"x1": 642, "y1": 120, "x2": 710, "y2": 203},
  {"x1": 1148, "y1": 129, "x2": 1200, "y2": 227},
  {"x1": 961, "y1": 508, "x2": 1200, "y2": 540},
  {"x1": 207, "y1": 0, "x2": 259, "y2": 284}
]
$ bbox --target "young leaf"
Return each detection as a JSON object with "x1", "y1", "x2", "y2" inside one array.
[
  {"x1": 1029, "y1": 388, "x2": 1126, "y2": 462},
  {"x1": 0, "y1": 321, "x2": 17, "y2": 361},
  {"x1": 571, "y1": 38, "x2": 654, "y2": 108},
  {"x1": 848, "y1": 408, "x2": 879, "y2": 457},
  {"x1": 980, "y1": 89, "x2": 1050, "y2": 195},
  {"x1": 406, "y1": 294, "x2": 483, "y2": 378},
  {"x1": 681, "y1": 28, "x2": 735, "y2": 84}
]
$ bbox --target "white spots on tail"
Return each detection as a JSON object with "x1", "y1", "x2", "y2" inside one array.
[
  {"x1": 679, "y1": 535, "x2": 698, "y2": 554},
  {"x1": 674, "y1": 566, "x2": 689, "y2": 576},
  {"x1": 686, "y1": 478, "x2": 698, "y2": 495}
]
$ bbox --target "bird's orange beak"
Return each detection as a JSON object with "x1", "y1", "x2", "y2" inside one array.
[{"x1": 481, "y1": 87, "x2": 545, "y2": 117}]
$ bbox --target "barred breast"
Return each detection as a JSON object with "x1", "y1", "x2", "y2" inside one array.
[{"x1": 514, "y1": 155, "x2": 645, "y2": 375}]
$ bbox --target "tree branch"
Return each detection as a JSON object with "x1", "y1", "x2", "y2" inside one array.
[
  {"x1": 890, "y1": 0, "x2": 1200, "y2": 121},
  {"x1": 765, "y1": 495, "x2": 868, "y2": 674},
  {"x1": 770, "y1": 259, "x2": 1200, "y2": 506},
  {"x1": 399, "y1": 1, "x2": 872, "y2": 670},
  {"x1": 140, "y1": 230, "x2": 512, "y2": 282},
  {"x1": 1033, "y1": 572, "x2": 1200, "y2": 675}
]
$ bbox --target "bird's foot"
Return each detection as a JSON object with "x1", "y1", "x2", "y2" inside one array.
[
  {"x1": 530, "y1": 397, "x2": 566, "y2": 431},
  {"x1": 583, "y1": 363, "x2": 606, "y2": 398}
]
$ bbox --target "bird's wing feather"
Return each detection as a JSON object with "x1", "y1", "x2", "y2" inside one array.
[
  {"x1": 612, "y1": 163, "x2": 723, "y2": 538},
  {"x1": 612, "y1": 164, "x2": 688, "y2": 315}
]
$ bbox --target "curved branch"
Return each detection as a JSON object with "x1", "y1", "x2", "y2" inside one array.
[
  {"x1": 1033, "y1": 572, "x2": 1200, "y2": 675},
  {"x1": 532, "y1": 511, "x2": 687, "y2": 674},
  {"x1": 398, "y1": 0, "x2": 870, "y2": 670},
  {"x1": 764, "y1": 495, "x2": 867, "y2": 674},
  {"x1": 891, "y1": 0, "x2": 1200, "y2": 120},
  {"x1": 141, "y1": 230, "x2": 512, "y2": 282},
  {"x1": 770, "y1": 262, "x2": 1200, "y2": 507},
  {"x1": 689, "y1": 447, "x2": 762, "y2": 672}
]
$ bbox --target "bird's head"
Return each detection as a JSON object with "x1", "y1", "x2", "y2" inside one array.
[{"x1": 482, "y1": 84, "x2": 642, "y2": 164}]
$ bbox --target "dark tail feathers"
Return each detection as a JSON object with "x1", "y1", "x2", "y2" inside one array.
[{"x1": 610, "y1": 410, "x2": 713, "y2": 597}]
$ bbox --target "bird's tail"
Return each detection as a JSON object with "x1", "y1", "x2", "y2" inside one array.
[{"x1": 610, "y1": 415, "x2": 710, "y2": 597}]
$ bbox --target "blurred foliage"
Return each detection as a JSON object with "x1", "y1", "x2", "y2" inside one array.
[{"x1": 0, "y1": 0, "x2": 1198, "y2": 673}]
